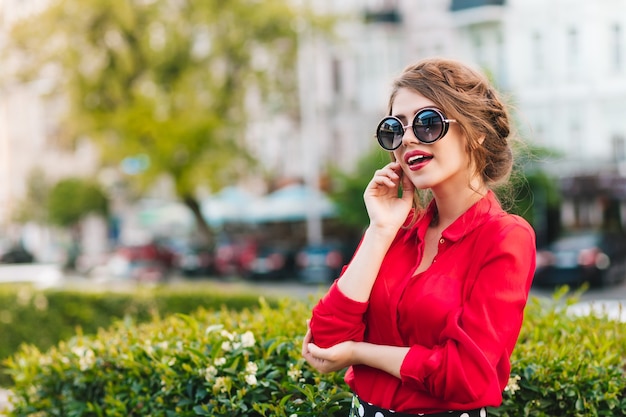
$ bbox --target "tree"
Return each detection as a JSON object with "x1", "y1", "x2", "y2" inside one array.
[
  {"x1": 47, "y1": 177, "x2": 109, "y2": 269},
  {"x1": 4, "y1": 0, "x2": 329, "y2": 247},
  {"x1": 328, "y1": 148, "x2": 390, "y2": 232},
  {"x1": 48, "y1": 178, "x2": 109, "y2": 228},
  {"x1": 12, "y1": 168, "x2": 51, "y2": 224}
]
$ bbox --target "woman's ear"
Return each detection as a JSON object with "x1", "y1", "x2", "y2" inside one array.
[{"x1": 478, "y1": 134, "x2": 486, "y2": 145}]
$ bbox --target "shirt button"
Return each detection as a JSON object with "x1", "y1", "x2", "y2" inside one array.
[{"x1": 439, "y1": 238, "x2": 445, "y2": 244}]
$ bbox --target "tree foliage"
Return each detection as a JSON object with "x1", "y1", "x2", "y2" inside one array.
[
  {"x1": 47, "y1": 177, "x2": 109, "y2": 227},
  {"x1": 328, "y1": 148, "x2": 390, "y2": 231},
  {"x1": 12, "y1": 168, "x2": 51, "y2": 224},
  {"x1": 4, "y1": 0, "x2": 330, "y2": 245}
]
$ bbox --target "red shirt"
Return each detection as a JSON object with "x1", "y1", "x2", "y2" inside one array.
[{"x1": 310, "y1": 191, "x2": 536, "y2": 414}]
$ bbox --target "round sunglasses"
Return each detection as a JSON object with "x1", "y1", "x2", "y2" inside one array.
[{"x1": 375, "y1": 108, "x2": 457, "y2": 150}]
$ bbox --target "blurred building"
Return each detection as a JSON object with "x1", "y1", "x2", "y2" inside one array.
[
  {"x1": 1, "y1": 0, "x2": 626, "y2": 251},
  {"x1": 0, "y1": 0, "x2": 104, "y2": 261},
  {"x1": 273, "y1": 0, "x2": 626, "y2": 233}
]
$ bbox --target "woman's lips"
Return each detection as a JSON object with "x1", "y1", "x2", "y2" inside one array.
[{"x1": 404, "y1": 150, "x2": 433, "y2": 171}]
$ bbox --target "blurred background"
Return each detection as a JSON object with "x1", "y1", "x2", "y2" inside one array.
[{"x1": 1, "y1": 0, "x2": 626, "y2": 287}]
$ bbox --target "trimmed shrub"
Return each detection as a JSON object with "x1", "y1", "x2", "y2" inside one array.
[
  {"x1": 0, "y1": 283, "x2": 277, "y2": 387},
  {"x1": 494, "y1": 292, "x2": 626, "y2": 416},
  {"x1": 4, "y1": 289, "x2": 626, "y2": 416},
  {"x1": 5, "y1": 299, "x2": 349, "y2": 416}
]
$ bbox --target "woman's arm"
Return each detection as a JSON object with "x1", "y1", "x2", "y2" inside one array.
[
  {"x1": 302, "y1": 321, "x2": 409, "y2": 377},
  {"x1": 336, "y1": 161, "x2": 414, "y2": 301},
  {"x1": 308, "y1": 161, "x2": 415, "y2": 348}
]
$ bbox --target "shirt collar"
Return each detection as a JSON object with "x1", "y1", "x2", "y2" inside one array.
[
  {"x1": 413, "y1": 190, "x2": 504, "y2": 243},
  {"x1": 442, "y1": 190, "x2": 504, "y2": 242}
]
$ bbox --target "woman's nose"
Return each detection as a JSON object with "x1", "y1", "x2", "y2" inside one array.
[{"x1": 401, "y1": 125, "x2": 418, "y2": 146}]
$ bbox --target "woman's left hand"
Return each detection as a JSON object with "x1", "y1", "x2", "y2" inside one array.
[{"x1": 302, "y1": 320, "x2": 356, "y2": 374}]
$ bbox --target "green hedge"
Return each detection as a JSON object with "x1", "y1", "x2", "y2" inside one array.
[
  {"x1": 0, "y1": 283, "x2": 277, "y2": 387},
  {"x1": 3, "y1": 288, "x2": 626, "y2": 416}
]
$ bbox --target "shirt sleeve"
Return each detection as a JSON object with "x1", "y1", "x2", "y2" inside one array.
[
  {"x1": 309, "y1": 279, "x2": 369, "y2": 348},
  {"x1": 399, "y1": 219, "x2": 536, "y2": 405}
]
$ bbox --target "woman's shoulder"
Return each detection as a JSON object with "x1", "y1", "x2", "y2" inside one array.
[{"x1": 483, "y1": 210, "x2": 536, "y2": 241}]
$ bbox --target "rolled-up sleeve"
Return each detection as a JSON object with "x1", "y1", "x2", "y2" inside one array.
[{"x1": 310, "y1": 280, "x2": 369, "y2": 348}]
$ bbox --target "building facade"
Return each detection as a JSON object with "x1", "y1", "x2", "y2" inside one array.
[{"x1": 1, "y1": 0, "x2": 626, "y2": 250}]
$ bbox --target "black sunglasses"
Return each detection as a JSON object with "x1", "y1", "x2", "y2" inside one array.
[{"x1": 375, "y1": 108, "x2": 457, "y2": 150}]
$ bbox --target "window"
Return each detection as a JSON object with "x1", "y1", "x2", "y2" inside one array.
[
  {"x1": 612, "y1": 135, "x2": 625, "y2": 163},
  {"x1": 473, "y1": 33, "x2": 484, "y2": 66},
  {"x1": 567, "y1": 27, "x2": 580, "y2": 78},
  {"x1": 612, "y1": 24, "x2": 623, "y2": 72},
  {"x1": 532, "y1": 32, "x2": 544, "y2": 74}
]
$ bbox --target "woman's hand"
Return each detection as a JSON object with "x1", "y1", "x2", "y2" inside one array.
[
  {"x1": 302, "y1": 321, "x2": 356, "y2": 374},
  {"x1": 364, "y1": 161, "x2": 414, "y2": 232}
]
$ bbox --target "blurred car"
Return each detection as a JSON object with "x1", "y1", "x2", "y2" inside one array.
[
  {"x1": 534, "y1": 230, "x2": 626, "y2": 288},
  {"x1": 107, "y1": 241, "x2": 177, "y2": 282},
  {"x1": 296, "y1": 242, "x2": 348, "y2": 284},
  {"x1": 245, "y1": 244, "x2": 296, "y2": 281},
  {"x1": 214, "y1": 238, "x2": 257, "y2": 277},
  {"x1": 0, "y1": 245, "x2": 35, "y2": 264},
  {"x1": 176, "y1": 244, "x2": 214, "y2": 277}
]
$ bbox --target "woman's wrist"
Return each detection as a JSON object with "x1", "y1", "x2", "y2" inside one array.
[{"x1": 365, "y1": 223, "x2": 400, "y2": 242}]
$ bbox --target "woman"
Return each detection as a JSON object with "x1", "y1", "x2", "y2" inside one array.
[{"x1": 301, "y1": 57, "x2": 536, "y2": 417}]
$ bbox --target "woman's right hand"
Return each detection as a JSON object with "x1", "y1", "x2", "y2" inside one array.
[{"x1": 364, "y1": 161, "x2": 414, "y2": 232}]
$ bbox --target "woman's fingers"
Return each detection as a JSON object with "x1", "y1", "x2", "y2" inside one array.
[{"x1": 373, "y1": 162, "x2": 402, "y2": 185}]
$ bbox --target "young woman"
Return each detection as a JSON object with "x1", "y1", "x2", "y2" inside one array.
[{"x1": 301, "y1": 57, "x2": 536, "y2": 417}]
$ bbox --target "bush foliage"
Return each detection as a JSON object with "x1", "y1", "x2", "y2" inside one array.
[
  {"x1": 0, "y1": 283, "x2": 276, "y2": 387},
  {"x1": 3, "y1": 287, "x2": 626, "y2": 416}
]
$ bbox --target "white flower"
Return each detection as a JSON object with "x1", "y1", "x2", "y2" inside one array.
[
  {"x1": 221, "y1": 341, "x2": 232, "y2": 352},
  {"x1": 214, "y1": 376, "x2": 229, "y2": 393},
  {"x1": 288, "y1": 363, "x2": 302, "y2": 381},
  {"x1": 241, "y1": 331, "x2": 256, "y2": 348},
  {"x1": 220, "y1": 330, "x2": 234, "y2": 341},
  {"x1": 203, "y1": 366, "x2": 218, "y2": 381},
  {"x1": 214, "y1": 357, "x2": 226, "y2": 366},
  {"x1": 504, "y1": 375, "x2": 521, "y2": 394},
  {"x1": 245, "y1": 361, "x2": 258, "y2": 374},
  {"x1": 245, "y1": 373, "x2": 258, "y2": 386},
  {"x1": 72, "y1": 347, "x2": 95, "y2": 371}
]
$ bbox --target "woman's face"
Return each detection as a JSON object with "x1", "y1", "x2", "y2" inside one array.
[{"x1": 391, "y1": 88, "x2": 477, "y2": 194}]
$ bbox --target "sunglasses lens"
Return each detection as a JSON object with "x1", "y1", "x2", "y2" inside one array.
[
  {"x1": 376, "y1": 117, "x2": 404, "y2": 150},
  {"x1": 413, "y1": 109, "x2": 444, "y2": 143}
]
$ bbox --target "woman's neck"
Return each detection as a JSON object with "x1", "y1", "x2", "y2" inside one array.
[{"x1": 430, "y1": 185, "x2": 487, "y2": 230}]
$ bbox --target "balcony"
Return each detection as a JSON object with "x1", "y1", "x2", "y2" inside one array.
[
  {"x1": 450, "y1": 0, "x2": 505, "y2": 26},
  {"x1": 363, "y1": 8, "x2": 401, "y2": 25},
  {"x1": 450, "y1": 0, "x2": 505, "y2": 11}
]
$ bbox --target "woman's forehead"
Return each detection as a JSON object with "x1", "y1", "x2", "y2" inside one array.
[{"x1": 391, "y1": 88, "x2": 437, "y2": 118}]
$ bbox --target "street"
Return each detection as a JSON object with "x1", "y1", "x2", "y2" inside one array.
[{"x1": 2, "y1": 263, "x2": 626, "y2": 302}]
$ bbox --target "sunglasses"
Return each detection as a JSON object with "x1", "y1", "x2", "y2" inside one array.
[{"x1": 376, "y1": 108, "x2": 457, "y2": 150}]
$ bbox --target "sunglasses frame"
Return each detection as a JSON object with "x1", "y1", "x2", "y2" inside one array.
[{"x1": 376, "y1": 107, "x2": 457, "y2": 151}]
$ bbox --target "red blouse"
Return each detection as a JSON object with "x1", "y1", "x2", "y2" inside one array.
[{"x1": 309, "y1": 191, "x2": 536, "y2": 414}]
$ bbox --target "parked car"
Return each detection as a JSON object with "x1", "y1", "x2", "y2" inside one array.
[
  {"x1": 175, "y1": 243, "x2": 214, "y2": 277},
  {"x1": 213, "y1": 238, "x2": 257, "y2": 278},
  {"x1": 245, "y1": 244, "x2": 297, "y2": 281},
  {"x1": 107, "y1": 241, "x2": 177, "y2": 282},
  {"x1": 0, "y1": 245, "x2": 35, "y2": 264},
  {"x1": 296, "y1": 242, "x2": 348, "y2": 284},
  {"x1": 534, "y1": 230, "x2": 626, "y2": 288}
]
